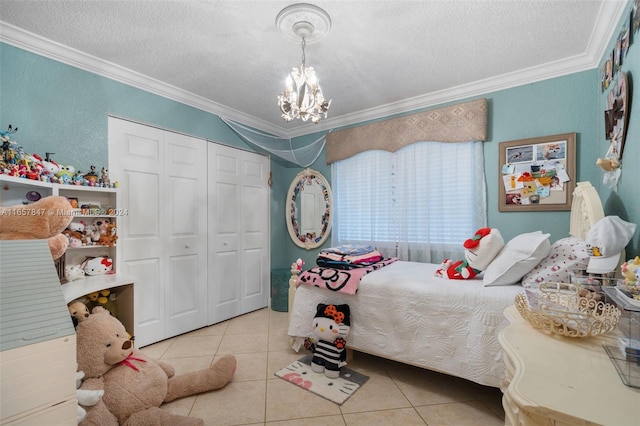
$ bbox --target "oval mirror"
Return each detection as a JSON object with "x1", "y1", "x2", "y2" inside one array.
[{"x1": 286, "y1": 168, "x2": 332, "y2": 250}]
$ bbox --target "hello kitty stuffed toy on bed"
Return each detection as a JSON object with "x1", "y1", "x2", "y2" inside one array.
[
  {"x1": 308, "y1": 303, "x2": 351, "y2": 378},
  {"x1": 435, "y1": 227, "x2": 504, "y2": 280}
]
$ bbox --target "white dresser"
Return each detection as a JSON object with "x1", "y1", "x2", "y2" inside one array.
[{"x1": 499, "y1": 305, "x2": 640, "y2": 426}]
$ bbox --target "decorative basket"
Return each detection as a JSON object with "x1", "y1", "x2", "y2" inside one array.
[{"x1": 515, "y1": 282, "x2": 621, "y2": 338}]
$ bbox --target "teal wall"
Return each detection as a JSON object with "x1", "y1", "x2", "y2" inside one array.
[
  {"x1": 485, "y1": 71, "x2": 600, "y2": 239},
  {"x1": 596, "y1": 1, "x2": 639, "y2": 259},
  {"x1": 282, "y1": 71, "x2": 602, "y2": 268},
  {"x1": 1, "y1": 0, "x2": 638, "y2": 270},
  {"x1": 286, "y1": 0, "x2": 639, "y2": 265},
  {"x1": 0, "y1": 44, "x2": 255, "y2": 167},
  {"x1": 270, "y1": 133, "x2": 332, "y2": 270}
]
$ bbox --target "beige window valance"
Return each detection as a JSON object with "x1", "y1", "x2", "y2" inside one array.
[{"x1": 326, "y1": 98, "x2": 488, "y2": 163}]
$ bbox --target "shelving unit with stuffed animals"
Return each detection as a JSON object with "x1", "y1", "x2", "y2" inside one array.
[{"x1": 0, "y1": 174, "x2": 134, "y2": 335}]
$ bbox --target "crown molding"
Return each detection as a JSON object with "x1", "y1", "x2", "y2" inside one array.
[
  {"x1": 288, "y1": 53, "x2": 597, "y2": 138},
  {"x1": 0, "y1": 22, "x2": 286, "y2": 137},
  {"x1": 586, "y1": 0, "x2": 629, "y2": 66},
  {"x1": 285, "y1": 0, "x2": 628, "y2": 138},
  {"x1": 0, "y1": 0, "x2": 627, "y2": 140}
]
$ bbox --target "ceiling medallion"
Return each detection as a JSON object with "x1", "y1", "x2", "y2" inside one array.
[{"x1": 276, "y1": 4, "x2": 332, "y2": 124}]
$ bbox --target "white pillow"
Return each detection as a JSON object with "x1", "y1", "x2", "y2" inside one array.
[
  {"x1": 521, "y1": 237, "x2": 589, "y2": 288},
  {"x1": 483, "y1": 231, "x2": 551, "y2": 286}
]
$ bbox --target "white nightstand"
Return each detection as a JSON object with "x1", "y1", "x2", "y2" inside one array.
[{"x1": 499, "y1": 305, "x2": 640, "y2": 426}]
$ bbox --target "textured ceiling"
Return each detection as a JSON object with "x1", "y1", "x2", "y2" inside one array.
[{"x1": 0, "y1": 1, "x2": 627, "y2": 137}]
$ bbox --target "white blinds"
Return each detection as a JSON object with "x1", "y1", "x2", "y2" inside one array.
[{"x1": 332, "y1": 141, "x2": 487, "y2": 263}]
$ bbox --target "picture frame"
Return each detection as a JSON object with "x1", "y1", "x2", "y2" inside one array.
[{"x1": 498, "y1": 133, "x2": 576, "y2": 212}]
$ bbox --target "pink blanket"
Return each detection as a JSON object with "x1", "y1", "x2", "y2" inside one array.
[{"x1": 297, "y1": 258, "x2": 399, "y2": 295}]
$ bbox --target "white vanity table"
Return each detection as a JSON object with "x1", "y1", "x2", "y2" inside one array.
[{"x1": 499, "y1": 305, "x2": 640, "y2": 426}]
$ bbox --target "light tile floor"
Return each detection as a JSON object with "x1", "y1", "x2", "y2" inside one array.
[{"x1": 140, "y1": 308, "x2": 505, "y2": 426}]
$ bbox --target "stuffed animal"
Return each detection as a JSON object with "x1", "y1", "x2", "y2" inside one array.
[
  {"x1": 63, "y1": 228, "x2": 84, "y2": 247},
  {"x1": 82, "y1": 256, "x2": 113, "y2": 275},
  {"x1": 621, "y1": 256, "x2": 640, "y2": 285},
  {"x1": 68, "y1": 221, "x2": 86, "y2": 233},
  {"x1": 76, "y1": 308, "x2": 236, "y2": 426},
  {"x1": 68, "y1": 300, "x2": 91, "y2": 327},
  {"x1": 65, "y1": 263, "x2": 86, "y2": 281},
  {"x1": 309, "y1": 303, "x2": 351, "y2": 379},
  {"x1": 435, "y1": 227, "x2": 504, "y2": 279},
  {"x1": 96, "y1": 223, "x2": 117, "y2": 247},
  {"x1": 87, "y1": 289, "x2": 119, "y2": 317},
  {"x1": 0, "y1": 195, "x2": 73, "y2": 259},
  {"x1": 75, "y1": 370, "x2": 104, "y2": 423}
]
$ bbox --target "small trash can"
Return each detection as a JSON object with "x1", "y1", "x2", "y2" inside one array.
[{"x1": 271, "y1": 268, "x2": 291, "y2": 312}]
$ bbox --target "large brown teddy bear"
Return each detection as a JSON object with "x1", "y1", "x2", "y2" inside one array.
[
  {"x1": 76, "y1": 308, "x2": 236, "y2": 426},
  {"x1": 0, "y1": 195, "x2": 73, "y2": 259}
]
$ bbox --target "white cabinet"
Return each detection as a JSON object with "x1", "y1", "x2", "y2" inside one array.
[
  {"x1": 1, "y1": 335, "x2": 77, "y2": 426},
  {"x1": 108, "y1": 117, "x2": 270, "y2": 347},
  {"x1": 0, "y1": 175, "x2": 135, "y2": 335},
  {"x1": 0, "y1": 239, "x2": 78, "y2": 426}
]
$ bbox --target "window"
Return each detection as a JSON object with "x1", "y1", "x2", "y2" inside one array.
[{"x1": 332, "y1": 141, "x2": 487, "y2": 262}]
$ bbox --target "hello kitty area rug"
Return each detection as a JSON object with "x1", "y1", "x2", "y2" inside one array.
[{"x1": 275, "y1": 355, "x2": 369, "y2": 405}]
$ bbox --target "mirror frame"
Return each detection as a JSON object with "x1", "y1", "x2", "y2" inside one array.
[{"x1": 286, "y1": 168, "x2": 332, "y2": 250}]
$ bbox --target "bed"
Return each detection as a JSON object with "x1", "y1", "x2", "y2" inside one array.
[{"x1": 287, "y1": 181, "x2": 605, "y2": 388}]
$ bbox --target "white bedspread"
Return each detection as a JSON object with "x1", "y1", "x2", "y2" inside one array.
[{"x1": 288, "y1": 261, "x2": 524, "y2": 387}]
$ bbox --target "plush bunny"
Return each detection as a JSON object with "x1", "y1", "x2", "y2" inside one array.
[{"x1": 65, "y1": 264, "x2": 86, "y2": 281}]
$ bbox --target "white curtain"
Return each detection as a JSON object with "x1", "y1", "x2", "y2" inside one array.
[{"x1": 332, "y1": 141, "x2": 487, "y2": 263}]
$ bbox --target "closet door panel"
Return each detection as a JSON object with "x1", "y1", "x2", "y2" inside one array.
[
  {"x1": 238, "y1": 153, "x2": 270, "y2": 313},
  {"x1": 127, "y1": 258, "x2": 163, "y2": 345},
  {"x1": 208, "y1": 144, "x2": 242, "y2": 324},
  {"x1": 215, "y1": 182, "x2": 240, "y2": 235},
  {"x1": 214, "y1": 250, "x2": 240, "y2": 305},
  {"x1": 166, "y1": 253, "x2": 201, "y2": 322},
  {"x1": 164, "y1": 133, "x2": 208, "y2": 337},
  {"x1": 108, "y1": 118, "x2": 165, "y2": 347}
]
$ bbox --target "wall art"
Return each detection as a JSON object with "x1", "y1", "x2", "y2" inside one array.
[{"x1": 499, "y1": 133, "x2": 576, "y2": 212}]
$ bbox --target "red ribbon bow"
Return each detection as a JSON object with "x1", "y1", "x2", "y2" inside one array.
[
  {"x1": 118, "y1": 353, "x2": 147, "y2": 372},
  {"x1": 463, "y1": 228, "x2": 492, "y2": 249}
]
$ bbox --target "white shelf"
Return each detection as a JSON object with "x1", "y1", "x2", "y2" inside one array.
[
  {"x1": 66, "y1": 245, "x2": 117, "y2": 250},
  {"x1": 61, "y1": 273, "x2": 135, "y2": 304},
  {"x1": 0, "y1": 174, "x2": 116, "y2": 193},
  {"x1": 58, "y1": 184, "x2": 116, "y2": 194},
  {"x1": 0, "y1": 174, "x2": 53, "y2": 190}
]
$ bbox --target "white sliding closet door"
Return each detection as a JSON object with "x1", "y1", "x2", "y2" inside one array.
[
  {"x1": 208, "y1": 143, "x2": 270, "y2": 324},
  {"x1": 108, "y1": 117, "x2": 208, "y2": 347}
]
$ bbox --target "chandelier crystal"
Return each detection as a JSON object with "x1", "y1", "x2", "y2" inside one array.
[
  {"x1": 278, "y1": 38, "x2": 331, "y2": 123},
  {"x1": 275, "y1": 3, "x2": 332, "y2": 124}
]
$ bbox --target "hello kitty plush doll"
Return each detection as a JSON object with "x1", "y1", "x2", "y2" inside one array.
[
  {"x1": 309, "y1": 303, "x2": 351, "y2": 378},
  {"x1": 435, "y1": 227, "x2": 504, "y2": 280},
  {"x1": 82, "y1": 256, "x2": 113, "y2": 276}
]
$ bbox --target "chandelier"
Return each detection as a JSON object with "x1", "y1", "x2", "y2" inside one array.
[{"x1": 276, "y1": 4, "x2": 332, "y2": 124}]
